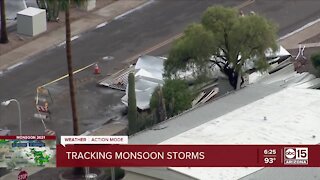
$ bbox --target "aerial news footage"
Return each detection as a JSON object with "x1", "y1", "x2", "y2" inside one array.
[{"x1": 1, "y1": 0, "x2": 320, "y2": 179}]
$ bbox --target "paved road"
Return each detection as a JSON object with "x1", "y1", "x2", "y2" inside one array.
[
  {"x1": 0, "y1": 0, "x2": 239, "y2": 136},
  {"x1": 1, "y1": 0, "x2": 320, "y2": 136},
  {"x1": 242, "y1": 0, "x2": 320, "y2": 37}
]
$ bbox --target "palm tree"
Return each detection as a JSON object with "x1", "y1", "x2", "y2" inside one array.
[
  {"x1": 60, "y1": 0, "x2": 86, "y2": 136},
  {"x1": 60, "y1": 0, "x2": 86, "y2": 177},
  {"x1": 63, "y1": 0, "x2": 79, "y2": 136},
  {"x1": 0, "y1": 0, "x2": 9, "y2": 43}
]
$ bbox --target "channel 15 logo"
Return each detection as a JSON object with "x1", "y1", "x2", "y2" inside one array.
[{"x1": 284, "y1": 147, "x2": 308, "y2": 165}]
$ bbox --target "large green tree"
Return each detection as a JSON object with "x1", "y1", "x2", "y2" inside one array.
[
  {"x1": 202, "y1": 6, "x2": 278, "y2": 89},
  {"x1": 165, "y1": 6, "x2": 278, "y2": 89},
  {"x1": 0, "y1": 0, "x2": 8, "y2": 43}
]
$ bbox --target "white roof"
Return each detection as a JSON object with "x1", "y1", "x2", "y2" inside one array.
[
  {"x1": 121, "y1": 77, "x2": 162, "y2": 110},
  {"x1": 135, "y1": 69, "x2": 163, "y2": 84},
  {"x1": 161, "y1": 86, "x2": 320, "y2": 180},
  {"x1": 135, "y1": 55, "x2": 164, "y2": 81},
  {"x1": 122, "y1": 55, "x2": 165, "y2": 110},
  {"x1": 135, "y1": 55, "x2": 165, "y2": 71},
  {"x1": 135, "y1": 78, "x2": 161, "y2": 110},
  {"x1": 17, "y1": 7, "x2": 45, "y2": 16}
]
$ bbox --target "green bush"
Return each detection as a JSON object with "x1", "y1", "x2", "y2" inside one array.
[
  {"x1": 150, "y1": 79, "x2": 193, "y2": 119},
  {"x1": 311, "y1": 52, "x2": 320, "y2": 70}
]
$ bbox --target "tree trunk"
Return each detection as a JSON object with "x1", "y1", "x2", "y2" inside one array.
[
  {"x1": 0, "y1": 0, "x2": 8, "y2": 44},
  {"x1": 65, "y1": 4, "x2": 84, "y2": 177},
  {"x1": 65, "y1": 4, "x2": 79, "y2": 136},
  {"x1": 158, "y1": 87, "x2": 167, "y2": 122},
  {"x1": 154, "y1": 87, "x2": 167, "y2": 123},
  {"x1": 223, "y1": 66, "x2": 237, "y2": 89},
  {"x1": 236, "y1": 74, "x2": 241, "y2": 90}
]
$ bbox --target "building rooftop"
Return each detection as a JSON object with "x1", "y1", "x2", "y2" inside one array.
[
  {"x1": 127, "y1": 64, "x2": 320, "y2": 180},
  {"x1": 164, "y1": 87, "x2": 320, "y2": 179}
]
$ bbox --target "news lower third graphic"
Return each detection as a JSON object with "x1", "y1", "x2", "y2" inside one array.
[
  {"x1": 0, "y1": 136, "x2": 56, "y2": 168},
  {"x1": 57, "y1": 143, "x2": 320, "y2": 167},
  {"x1": 0, "y1": 135, "x2": 319, "y2": 168}
]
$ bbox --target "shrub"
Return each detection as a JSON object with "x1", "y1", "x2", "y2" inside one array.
[
  {"x1": 150, "y1": 79, "x2": 193, "y2": 120},
  {"x1": 311, "y1": 52, "x2": 320, "y2": 70}
]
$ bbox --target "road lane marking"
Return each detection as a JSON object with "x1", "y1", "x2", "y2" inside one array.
[
  {"x1": 58, "y1": 41, "x2": 66, "y2": 47},
  {"x1": 114, "y1": 0, "x2": 155, "y2": 20},
  {"x1": 40, "y1": 62, "x2": 95, "y2": 88},
  {"x1": 235, "y1": 0, "x2": 255, "y2": 9},
  {"x1": 96, "y1": 22, "x2": 108, "y2": 29},
  {"x1": 71, "y1": 35, "x2": 80, "y2": 41},
  {"x1": 7, "y1": 62, "x2": 24, "y2": 71},
  {"x1": 57, "y1": 35, "x2": 80, "y2": 47}
]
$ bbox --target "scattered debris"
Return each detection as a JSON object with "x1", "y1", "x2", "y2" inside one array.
[{"x1": 193, "y1": 87, "x2": 219, "y2": 106}]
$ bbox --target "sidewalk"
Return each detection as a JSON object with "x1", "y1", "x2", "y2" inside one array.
[
  {"x1": 0, "y1": 0, "x2": 148, "y2": 71},
  {"x1": 279, "y1": 18, "x2": 320, "y2": 49}
]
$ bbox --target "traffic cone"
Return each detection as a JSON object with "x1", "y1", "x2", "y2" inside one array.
[{"x1": 94, "y1": 63, "x2": 100, "y2": 74}]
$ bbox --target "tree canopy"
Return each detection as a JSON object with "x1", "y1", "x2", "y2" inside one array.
[
  {"x1": 164, "y1": 6, "x2": 278, "y2": 89},
  {"x1": 164, "y1": 24, "x2": 215, "y2": 80}
]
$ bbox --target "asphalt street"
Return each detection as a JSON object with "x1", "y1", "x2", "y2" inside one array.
[
  {"x1": 1, "y1": 0, "x2": 320, "y2": 136},
  {"x1": 0, "y1": 0, "x2": 240, "y2": 136},
  {"x1": 242, "y1": 0, "x2": 320, "y2": 37}
]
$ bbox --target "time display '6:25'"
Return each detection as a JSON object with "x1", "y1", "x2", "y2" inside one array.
[{"x1": 264, "y1": 149, "x2": 276, "y2": 155}]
